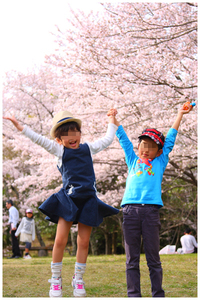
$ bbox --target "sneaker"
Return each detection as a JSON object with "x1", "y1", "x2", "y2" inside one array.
[
  {"x1": 7, "y1": 255, "x2": 15, "y2": 259},
  {"x1": 72, "y1": 276, "x2": 86, "y2": 297},
  {"x1": 24, "y1": 254, "x2": 32, "y2": 259},
  {"x1": 7, "y1": 255, "x2": 21, "y2": 259},
  {"x1": 48, "y1": 277, "x2": 62, "y2": 297}
]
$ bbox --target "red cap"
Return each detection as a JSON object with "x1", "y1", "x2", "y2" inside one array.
[{"x1": 138, "y1": 128, "x2": 165, "y2": 148}]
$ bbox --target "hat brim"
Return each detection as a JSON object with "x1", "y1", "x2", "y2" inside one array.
[
  {"x1": 50, "y1": 118, "x2": 82, "y2": 138},
  {"x1": 138, "y1": 134, "x2": 162, "y2": 147}
]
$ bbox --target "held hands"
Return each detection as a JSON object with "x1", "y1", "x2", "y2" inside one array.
[
  {"x1": 107, "y1": 108, "x2": 120, "y2": 127},
  {"x1": 3, "y1": 115, "x2": 24, "y2": 131},
  {"x1": 107, "y1": 108, "x2": 117, "y2": 117}
]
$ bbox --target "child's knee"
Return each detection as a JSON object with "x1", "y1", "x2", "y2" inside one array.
[
  {"x1": 78, "y1": 238, "x2": 90, "y2": 250},
  {"x1": 55, "y1": 236, "x2": 67, "y2": 248}
]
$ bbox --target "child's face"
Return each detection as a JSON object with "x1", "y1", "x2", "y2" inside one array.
[
  {"x1": 56, "y1": 129, "x2": 81, "y2": 149},
  {"x1": 138, "y1": 137, "x2": 163, "y2": 160},
  {"x1": 26, "y1": 212, "x2": 33, "y2": 218}
]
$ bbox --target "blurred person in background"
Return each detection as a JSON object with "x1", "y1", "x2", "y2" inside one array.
[
  {"x1": 15, "y1": 208, "x2": 35, "y2": 259},
  {"x1": 6, "y1": 199, "x2": 21, "y2": 258},
  {"x1": 177, "y1": 228, "x2": 198, "y2": 254}
]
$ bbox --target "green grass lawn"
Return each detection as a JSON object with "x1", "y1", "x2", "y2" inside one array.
[{"x1": 3, "y1": 253, "x2": 197, "y2": 297}]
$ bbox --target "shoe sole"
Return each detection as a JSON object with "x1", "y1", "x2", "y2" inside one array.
[
  {"x1": 49, "y1": 291, "x2": 62, "y2": 297},
  {"x1": 73, "y1": 290, "x2": 86, "y2": 297}
]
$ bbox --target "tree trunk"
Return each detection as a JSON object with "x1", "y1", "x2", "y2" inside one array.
[
  {"x1": 35, "y1": 224, "x2": 45, "y2": 246},
  {"x1": 70, "y1": 229, "x2": 77, "y2": 256},
  {"x1": 90, "y1": 229, "x2": 98, "y2": 255},
  {"x1": 112, "y1": 231, "x2": 117, "y2": 254},
  {"x1": 104, "y1": 232, "x2": 112, "y2": 254},
  {"x1": 117, "y1": 215, "x2": 125, "y2": 250},
  {"x1": 35, "y1": 224, "x2": 48, "y2": 256}
]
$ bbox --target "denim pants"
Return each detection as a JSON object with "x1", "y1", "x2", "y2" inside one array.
[
  {"x1": 25, "y1": 242, "x2": 32, "y2": 250},
  {"x1": 123, "y1": 204, "x2": 165, "y2": 297}
]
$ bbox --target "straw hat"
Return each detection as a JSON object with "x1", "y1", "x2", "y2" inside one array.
[{"x1": 50, "y1": 111, "x2": 82, "y2": 138}]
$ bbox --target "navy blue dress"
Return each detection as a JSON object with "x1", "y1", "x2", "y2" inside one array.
[{"x1": 39, "y1": 143, "x2": 119, "y2": 226}]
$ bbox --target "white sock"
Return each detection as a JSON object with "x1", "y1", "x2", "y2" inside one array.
[
  {"x1": 51, "y1": 262, "x2": 62, "y2": 278},
  {"x1": 75, "y1": 262, "x2": 86, "y2": 280}
]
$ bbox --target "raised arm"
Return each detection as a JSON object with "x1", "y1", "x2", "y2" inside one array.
[
  {"x1": 87, "y1": 108, "x2": 119, "y2": 155},
  {"x1": 3, "y1": 115, "x2": 24, "y2": 131},
  {"x1": 172, "y1": 102, "x2": 194, "y2": 131},
  {"x1": 3, "y1": 115, "x2": 63, "y2": 158}
]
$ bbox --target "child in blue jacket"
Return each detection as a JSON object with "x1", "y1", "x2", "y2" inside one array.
[{"x1": 108, "y1": 104, "x2": 193, "y2": 297}]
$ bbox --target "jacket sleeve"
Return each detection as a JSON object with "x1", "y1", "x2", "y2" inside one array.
[
  {"x1": 116, "y1": 125, "x2": 136, "y2": 170},
  {"x1": 87, "y1": 123, "x2": 118, "y2": 155},
  {"x1": 160, "y1": 128, "x2": 178, "y2": 169},
  {"x1": 22, "y1": 125, "x2": 63, "y2": 157},
  {"x1": 192, "y1": 236, "x2": 198, "y2": 248},
  {"x1": 15, "y1": 218, "x2": 24, "y2": 236}
]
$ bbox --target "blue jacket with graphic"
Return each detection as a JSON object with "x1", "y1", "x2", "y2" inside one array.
[{"x1": 116, "y1": 126, "x2": 178, "y2": 207}]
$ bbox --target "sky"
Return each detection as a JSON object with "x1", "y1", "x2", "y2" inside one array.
[{"x1": 1, "y1": 0, "x2": 103, "y2": 74}]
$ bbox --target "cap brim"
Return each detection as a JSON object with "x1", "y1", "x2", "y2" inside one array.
[
  {"x1": 138, "y1": 133, "x2": 159, "y2": 144},
  {"x1": 50, "y1": 118, "x2": 82, "y2": 138},
  {"x1": 138, "y1": 133, "x2": 153, "y2": 140},
  {"x1": 138, "y1": 133, "x2": 163, "y2": 147}
]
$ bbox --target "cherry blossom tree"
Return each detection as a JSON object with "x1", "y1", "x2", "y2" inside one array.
[
  {"x1": 3, "y1": 2, "x2": 197, "y2": 251},
  {"x1": 46, "y1": 2, "x2": 197, "y2": 245}
]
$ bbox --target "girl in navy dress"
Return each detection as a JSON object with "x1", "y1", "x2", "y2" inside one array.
[{"x1": 3, "y1": 109, "x2": 119, "y2": 297}]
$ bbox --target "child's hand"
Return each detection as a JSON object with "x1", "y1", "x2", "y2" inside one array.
[
  {"x1": 107, "y1": 108, "x2": 117, "y2": 117},
  {"x1": 107, "y1": 108, "x2": 120, "y2": 126},
  {"x1": 3, "y1": 115, "x2": 24, "y2": 131},
  {"x1": 180, "y1": 101, "x2": 194, "y2": 115},
  {"x1": 172, "y1": 100, "x2": 195, "y2": 130}
]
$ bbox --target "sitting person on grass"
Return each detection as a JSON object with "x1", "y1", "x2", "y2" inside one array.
[{"x1": 177, "y1": 228, "x2": 198, "y2": 254}]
